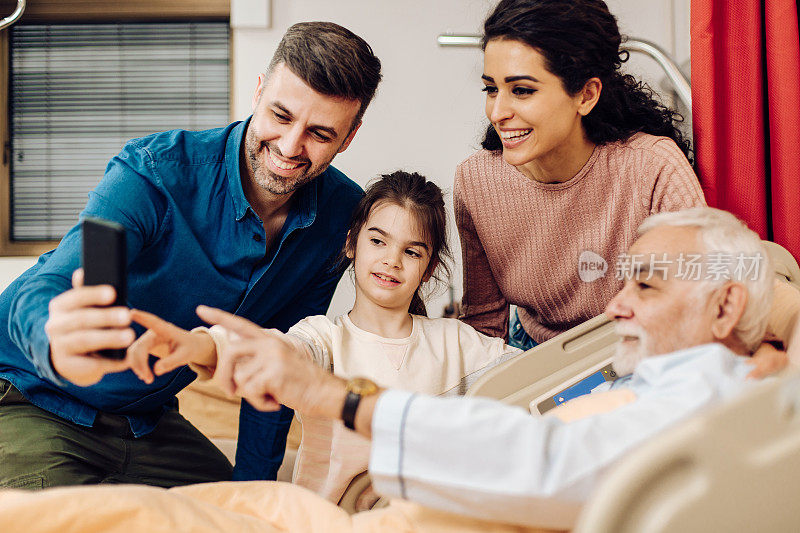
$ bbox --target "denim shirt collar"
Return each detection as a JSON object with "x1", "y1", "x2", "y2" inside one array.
[{"x1": 225, "y1": 115, "x2": 318, "y2": 230}]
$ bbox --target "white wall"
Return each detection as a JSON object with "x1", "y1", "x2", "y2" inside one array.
[
  {"x1": 232, "y1": 0, "x2": 690, "y2": 318},
  {"x1": 0, "y1": 0, "x2": 691, "y2": 318},
  {"x1": 0, "y1": 258, "x2": 36, "y2": 292}
]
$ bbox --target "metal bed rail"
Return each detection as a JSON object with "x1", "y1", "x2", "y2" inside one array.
[{"x1": 437, "y1": 34, "x2": 691, "y2": 109}]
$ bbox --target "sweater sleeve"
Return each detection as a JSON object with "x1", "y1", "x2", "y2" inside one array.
[
  {"x1": 648, "y1": 138, "x2": 707, "y2": 214},
  {"x1": 285, "y1": 315, "x2": 334, "y2": 371},
  {"x1": 454, "y1": 164, "x2": 510, "y2": 340},
  {"x1": 188, "y1": 322, "x2": 320, "y2": 381}
]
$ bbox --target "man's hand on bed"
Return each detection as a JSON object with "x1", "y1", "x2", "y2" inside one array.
[
  {"x1": 127, "y1": 309, "x2": 217, "y2": 384},
  {"x1": 196, "y1": 305, "x2": 349, "y2": 419},
  {"x1": 766, "y1": 281, "x2": 800, "y2": 370},
  {"x1": 748, "y1": 341, "x2": 789, "y2": 379}
]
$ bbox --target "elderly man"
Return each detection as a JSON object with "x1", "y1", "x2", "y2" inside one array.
[{"x1": 184, "y1": 207, "x2": 799, "y2": 529}]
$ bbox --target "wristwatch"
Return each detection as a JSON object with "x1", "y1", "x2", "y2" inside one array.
[{"x1": 342, "y1": 377, "x2": 379, "y2": 430}]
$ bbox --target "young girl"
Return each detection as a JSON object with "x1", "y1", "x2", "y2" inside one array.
[{"x1": 129, "y1": 171, "x2": 520, "y2": 505}]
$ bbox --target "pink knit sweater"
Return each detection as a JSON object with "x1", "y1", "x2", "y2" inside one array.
[{"x1": 455, "y1": 133, "x2": 706, "y2": 343}]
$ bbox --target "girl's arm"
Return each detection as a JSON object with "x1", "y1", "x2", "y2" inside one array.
[
  {"x1": 127, "y1": 309, "x2": 218, "y2": 383},
  {"x1": 456, "y1": 346, "x2": 521, "y2": 394},
  {"x1": 193, "y1": 323, "x2": 320, "y2": 380},
  {"x1": 448, "y1": 320, "x2": 523, "y2": 395},
  {"x1": 284, "y1": 316, "x2": 334, "y2": 371}
]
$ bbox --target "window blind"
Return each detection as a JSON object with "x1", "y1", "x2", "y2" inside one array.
[{"x1": 10, "y1": 22, "x2": 230, "y2": 240}]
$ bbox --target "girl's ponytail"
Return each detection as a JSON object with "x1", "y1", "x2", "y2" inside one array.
[{"x1": 409, "y1": 290, "x2": 427, "y2": 316}]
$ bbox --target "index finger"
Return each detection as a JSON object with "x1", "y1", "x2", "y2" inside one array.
[
  {"x1": 130, "y1": 309, "x2": 185, "y2": 339},
  {"x1": 126, "y1": 329, "x2": 157, "y2": 384},
  {"x1": 196, "y1": 305, "x2": 263, "y2": 339}
]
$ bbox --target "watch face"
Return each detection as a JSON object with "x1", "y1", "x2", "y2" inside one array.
[{"x1": 349, "y1": 377, "x2": 379, "y2": 396}]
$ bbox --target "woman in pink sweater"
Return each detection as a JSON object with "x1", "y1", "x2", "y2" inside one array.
[{"x1": 457, "y1": 0, "x2": 706, "y2": 349}]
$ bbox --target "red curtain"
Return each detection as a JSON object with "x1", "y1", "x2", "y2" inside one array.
[{"x1": 691, "y1": 0, "x2": 800, "y2": 258}]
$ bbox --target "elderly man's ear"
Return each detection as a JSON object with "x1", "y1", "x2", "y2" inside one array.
[{"x1": 709, "y1": 282, "x2": 748, "y2": 341}]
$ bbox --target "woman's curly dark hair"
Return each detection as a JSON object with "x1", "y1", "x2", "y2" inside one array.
[{"x1": 481, "y1": 0, "x2": 692, "y2": 163}]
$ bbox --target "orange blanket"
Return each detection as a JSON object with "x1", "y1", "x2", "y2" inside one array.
[{"x1": 0, "y1": 481, "x2": 561, "y2": 533}]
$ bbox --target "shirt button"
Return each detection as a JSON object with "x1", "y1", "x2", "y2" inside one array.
[{"x1": 253, "y1": 234, "x2": 262, "y2": 242}]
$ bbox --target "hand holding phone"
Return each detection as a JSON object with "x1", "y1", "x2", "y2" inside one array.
[
  {"x1": 80, "y1": 217, "x2": 128, "y2": 359},
  {"x1": 46, "y1": 271, "x2": 134, "y2": 387},
  {"x1": 45, "y1": 217, "x2": 134, "y2": 385}
]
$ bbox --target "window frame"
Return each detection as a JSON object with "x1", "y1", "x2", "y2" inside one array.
[{"x1": 0, "y1": 0, "x2": 231, "y2": 255}]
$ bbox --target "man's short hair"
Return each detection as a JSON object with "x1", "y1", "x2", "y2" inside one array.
[
  {"x1": 267, "y1": 21, "x2": 382, "y2": 128},
  {"x1": 639, "y1": 207, "x2": 773, "y2": 351}
]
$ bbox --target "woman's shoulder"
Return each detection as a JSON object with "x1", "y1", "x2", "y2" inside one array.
[
  {"x1": 608, "y1": 132, "x2": 688, "y2": 164},
  {"x1": 604, "y1": 134, "x2": 703, "y2": 211},
  {"x1": 458, "y1": 148, "x2": 503, "y2": 165},
  {"x1": 456, "y1": 149, "x2": 510, "y2": 183},
  {"x1": 596, "y1": 133, "x2": 694, "y2": 186}
]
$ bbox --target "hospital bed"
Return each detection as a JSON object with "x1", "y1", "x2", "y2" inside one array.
[
  {"x1": 574, "y1": 368, "x2": 800, "y2": 532},
  {"x1": 181, "y1": 241, "x2": 800, "y2": 521}
]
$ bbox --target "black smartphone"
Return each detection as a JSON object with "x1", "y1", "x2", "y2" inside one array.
[{"x1": 81, "y1": 217, "x2": 128, "y2": 359}]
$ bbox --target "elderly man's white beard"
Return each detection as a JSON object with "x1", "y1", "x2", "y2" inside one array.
[{"x1": 612, "y1": 323, "x2": 653, "y2": 376}]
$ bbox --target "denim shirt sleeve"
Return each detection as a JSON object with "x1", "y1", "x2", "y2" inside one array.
[{"x1": 7, "y1": 141, "x2": 167, "y2": 384}]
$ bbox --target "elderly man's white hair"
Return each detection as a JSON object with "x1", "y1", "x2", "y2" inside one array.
[{"x1": 638, "y1": 207, "x2": 773, "y2": 352}]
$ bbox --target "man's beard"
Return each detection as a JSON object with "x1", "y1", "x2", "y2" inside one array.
[
  {"x1": 612, "y1": 323, "x2": 652, "y2": 376},
  {"x1": 244, "y1": 131, "x2": 334, "y2": 196}
]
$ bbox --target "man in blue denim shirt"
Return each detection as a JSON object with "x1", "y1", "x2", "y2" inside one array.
[{"x1": 0, "y1": 22, "x2": 382, "y2": 489}]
